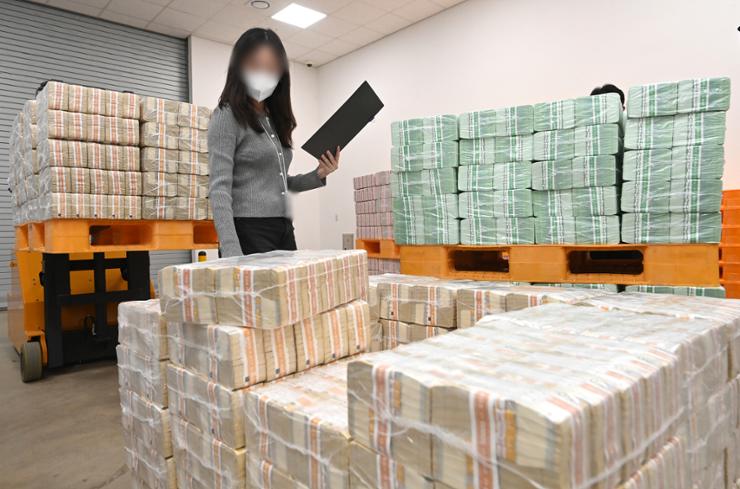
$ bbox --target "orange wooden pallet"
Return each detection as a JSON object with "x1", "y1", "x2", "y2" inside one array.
[
  {"x1": 721, "y1": 280, "x2": 740, "y2": 297},
  {"x1": 15, "y1": 219, "x2": 218, "y2": 253},
  {"x1": 720, "y1": 261, "x2": 740, "y2": 281},
  {"x1": 355, "y1": 238, "x2": 400, "y2": 260},
  {"x1": 720, "y1": 190, "x2": 740, "y2": 298},
  {"x1": 722, "y1": 189, "x2": 740, "y2": 207},
  {"x1": 400, "y1": 244, "x2": 719, "y2": 286},
  {"x1": 722, "y1": 208, "x2": 740, "y2": 226}
]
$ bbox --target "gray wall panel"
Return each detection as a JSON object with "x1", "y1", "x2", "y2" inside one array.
[{"x1": 0, "y1": 0, "x2": 192, "y2": 306}]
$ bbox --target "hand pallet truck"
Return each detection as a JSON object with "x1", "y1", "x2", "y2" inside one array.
[{"x1": 8, "y1": 219, "x2": 218, "y2": 382}]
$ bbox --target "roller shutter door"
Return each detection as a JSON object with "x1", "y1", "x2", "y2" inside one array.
[{"x1": 0, "y1": 0, "x2": 192, "y2": 304}]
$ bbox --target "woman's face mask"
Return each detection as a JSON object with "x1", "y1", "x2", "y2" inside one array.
[{"x1": 243, "y1": 70, "x2": 280, "y2": 102}]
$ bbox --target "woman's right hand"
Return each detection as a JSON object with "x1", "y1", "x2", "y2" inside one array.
[{"x1": 317, "y1": 146, "x2": 340, "y2": 179}]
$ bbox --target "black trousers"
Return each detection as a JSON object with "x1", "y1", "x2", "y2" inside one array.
[{"x1": 233, "y1": 217, "x2": 297, "y2": 256}]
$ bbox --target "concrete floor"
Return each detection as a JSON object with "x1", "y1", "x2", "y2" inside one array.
[{"x1": 0, "y1": 311, "x2": 132, "y2": 489}]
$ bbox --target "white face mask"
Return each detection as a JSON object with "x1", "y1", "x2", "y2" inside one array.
[{"x1": 243, "y1": 70, "x2": 280, "y2": 102}]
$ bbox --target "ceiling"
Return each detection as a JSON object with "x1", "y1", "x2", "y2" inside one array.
[{"x1": 27, "y1": 0, "x2": 466, "y2": 66}]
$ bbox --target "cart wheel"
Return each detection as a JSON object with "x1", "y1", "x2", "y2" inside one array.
[{"x1": 20, "y1": 341, "x2": 43, "y2": 383}]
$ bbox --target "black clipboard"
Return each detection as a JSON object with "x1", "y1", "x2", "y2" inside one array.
[{"x1": 301, "y1": 81, "x2": 384, "y2": 159}]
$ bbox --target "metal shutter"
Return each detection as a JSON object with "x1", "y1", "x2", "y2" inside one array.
[{"x1": 0, "y1": 0, "x2": 192, "y2": 305}]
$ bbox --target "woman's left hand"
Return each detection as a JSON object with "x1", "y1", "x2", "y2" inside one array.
[{"x1": 317, "y1": 146, "x2": 340, "y2": 179}]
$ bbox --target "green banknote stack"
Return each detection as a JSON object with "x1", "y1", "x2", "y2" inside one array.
[
  {"x1": 532, "y1": 93, "x2": 623, "y2": 243},
  {"x1": 624, "y1": 285, "x2": 726, "y2": 298},
  {"x1": 390, "y1": 115, "x2": 460, "y2": 244},
  {"x1": 457, "y1": 105, "x2": 535, "y2": 244},
  {"x1": 622, "y1": 77, "x2": 729, "y2": 243}
]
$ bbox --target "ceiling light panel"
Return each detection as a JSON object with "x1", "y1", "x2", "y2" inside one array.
[{"x1": 272, "y1": 3, "x2": 326, "y2": 28}]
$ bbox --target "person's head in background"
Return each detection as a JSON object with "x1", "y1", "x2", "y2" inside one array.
[
  {"x1": 591, "y1": 84, "x2": 625, "y2": 109},
  {"x1": 219, "y1": 27, "x2": 295, "y2": 147}
]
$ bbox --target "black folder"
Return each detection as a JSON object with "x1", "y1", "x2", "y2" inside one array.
[{"x1": 301, "y1": 81, "x2": 384, "y2": 159}]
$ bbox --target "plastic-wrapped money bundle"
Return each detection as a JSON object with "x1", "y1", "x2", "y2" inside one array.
[
  {"x1": 458, "y1": 190, "x2": 532, "y2": 218},
  {"x1": 456, "y1": 105, "x2": 535, "y2": 244},
  {"x1": 532, "y1": 93, "x2": 623, "y2": 243},
  {"x1": 393, "y1": 193, "x2": 459, "y2": 245},
  {"x1": 161, "y1": 250, "x2": 372, "y2": 489},
  {"x1": 159, "y1": 250, "x2": 368, "y2": 327},
  {"x1": 549, "y1": 297, "x2": 740, "y2": 489},
  {"x1": 391, "y1": 168, "x2": 458, "y2": 196},
  {"x1": 367, "y1": 274, "x2": 525, "y2": 350},
  {"x1": 677, "y1": 77, "x2": 731, "y2": 114},
  {"x1": 573, "y1": 123, "x2": 622, "y2": 157},
  {"x1": 457, "y1": 162, "x2": 531, "y2": 191},
  {"x1": 347, "y1": 304, "x2": 684, "y2": 488},
  {"x1": 532, "y1": 155, "x2": 619, "y2": 190},
  {"x1": 243, "y1": 359, "x2": 354, "y2": 489},
  {"x1": 460, "y1": 215, "x2": 535, "y2": 245},
  {"x1": 458, "y1": 105, "x2": 534, "y2": 138},
  {"x1": 375, "y1": 275, "x2": 476, "y2": 328},
  {"x1": 533, "y1": 99, "x2": 576, "y2": 132},
  {"x1": 628, "y1": 82, "x2": 679, "y2": 118},
  {"x1": 535, "y1": 215, "x2": 620, "y2": 244},
  {"x1": 534, "y1": 282, "x2": 619, "y2": 291},
  {"x1": 366, "y1": 274, "x2": 425, "y2": 349},
  {"x1": 456, "y1": 283, "x2": 613, "y2": 328},
  {"x1": 391, "y1": 141, "x2": 458, "y2": 171},
  {"x1": 621, "y1": 178, "x2": 722, "y2": 214},
  {"x1": 354, "y1": 170, "x2": 395, "y2": 242},
  {"x1": 533, "y1": 186, "x2": 619, "y2": 217},
  {"x1": 622, "y1": 77, "x2": 729, "y2": 243},
  {"x1": 575, "y1": 93, "x2": 624, "y2": 127},
  {"x1": 533, "y1": 127, "x2": 575, "y2": 161},
  {"x1": 624, "y1": 285, "x2": 726, "y2": 298},
  {"x1": 171, "y1": 415, "x2": 245, "y2": 489},
  {"x1": 139, "y1": 96, "x2": 211, "y2": 220},
  {"x1": 140, "y1": 96, "x2": 211, "y2": 130},
  {"x1": 617, "y1": 437, "x2": 688, "y2": 489},
  {"x1": 166, "y1": 300, "x2": 369, "y2": 390},
  {"x1": 391, "y1": 115, "x2": 458, "y2": 146},
  {"x1": 581, "y1": 292, "x2": 740, "y2": 375},
  {"x1": 391, "y1": 116, "x2": 459, "y2": 244},
  {"x1": 39, "y1": 81, "x2": 140, "y2": 118},
  {"x1": 350, "y1": 442, "x2": 434, "y2": 489},
  {"x1": 37, "y1": 108, "x2": 139, "y2": 145},
  {"x1": 11, "y1": 82, "x2": 146, "y2": 223},
  {"x1": 458, "y1": 134, "x2": 533, "y2": 165},
  {"x1": 458, "y1": 190, "x2": 534, "y2": 244},
  {"x1": 177, "y1": 149, "x2": 209, "y2": 176},
  {"x1": 533, "y1": 187, "x2": 620, "y2": 243},
  {"x1": 32, "y1": 192, "x2": 141, "y2": 220},
  {"x1": 11, "y1": 100, "x2": 41, "y2": 216},
  {"x1": 367, "y1": 258, "x2": 400, "y2": 275},
  {"x1": 116, "y1": 300, "x2": 176, "y2": 489},
  {"x1": 379, "y1": 319, "x2": 449, "y2": 349}
]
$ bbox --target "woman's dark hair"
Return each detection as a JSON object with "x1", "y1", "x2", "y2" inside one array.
[{"x1": 218, "y1": 28, "x2": 296, "y2": 147}]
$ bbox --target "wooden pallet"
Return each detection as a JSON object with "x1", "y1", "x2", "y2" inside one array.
[
  {"x1": 400, "y1": 244, "x2": 719, "y2": 286},
  {"x1": 720, "y1": 191, "x2": 740, "y2": 297},
  {"x1": 355, "y1": 239, "x2": 400, "y2": 260},
  {"x1": 721, "y1": 280, "x2": 740, "y2": 298},
  {"x1": 15, "y1": 219, "x2": 218, "y2": 253}
]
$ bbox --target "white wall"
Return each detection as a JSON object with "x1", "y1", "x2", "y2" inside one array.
[
  {"x1": 189, "y1": 36, "x2": 323, "y2": 249},
  {"x1": 316, "y1": 0, "x2": 740, "y2": 247}
]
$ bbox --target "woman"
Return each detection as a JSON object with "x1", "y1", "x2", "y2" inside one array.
[{"x1": 208, "y1": 28, "x2": 340, "y2": 257}]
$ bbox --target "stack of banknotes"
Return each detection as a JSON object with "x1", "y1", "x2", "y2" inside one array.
[
  {"x1": 622, "y1": 77, "x2": 729, "y2": 243},
  {"x1": 457, "y1": 105, "x2": 535, "y2": 244},
  {"x1": 391, "y1": 116, "x2": 460, "y2": 244},
  {"x1": 532, "y1": 93, "x2": 623, "y2": 243}
]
